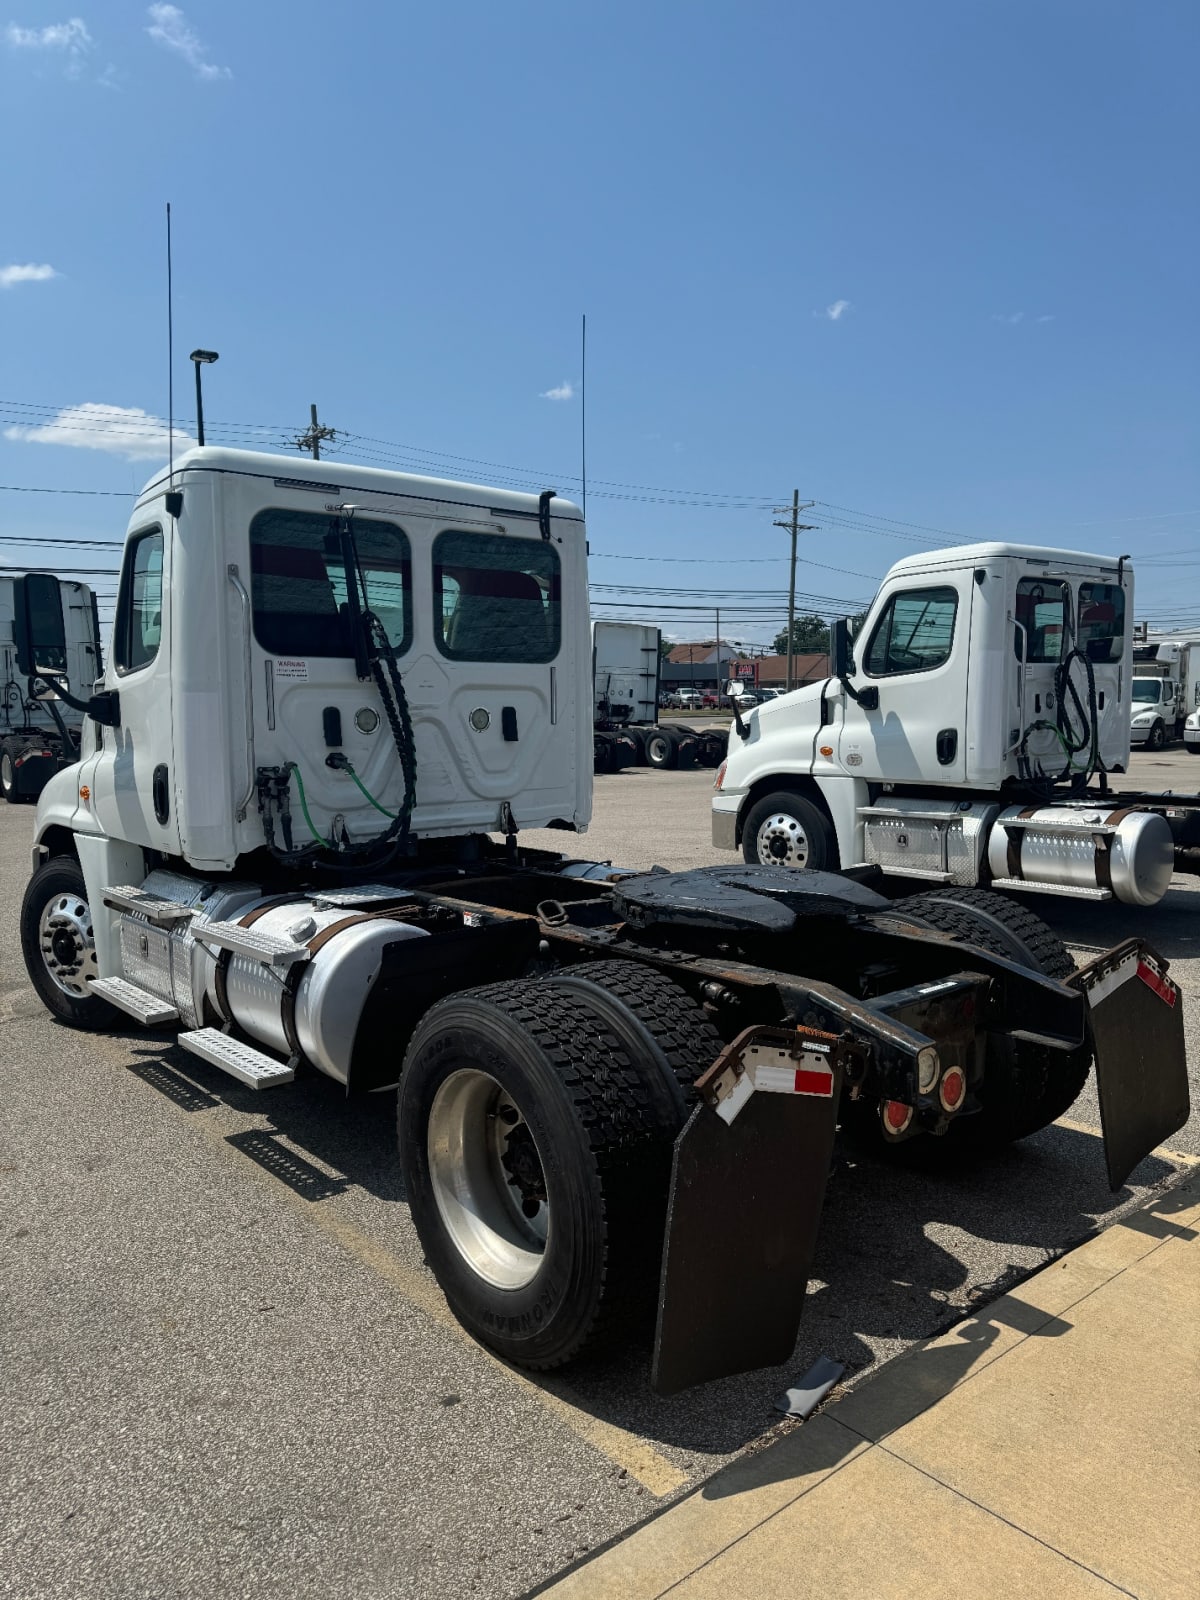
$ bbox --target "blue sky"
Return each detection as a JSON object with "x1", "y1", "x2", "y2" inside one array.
[{"x1": 2, "y1": 0, "x2": 1197, "y2": 645}]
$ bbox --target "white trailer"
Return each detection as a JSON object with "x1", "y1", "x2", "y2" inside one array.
[
  {"x1": 16, "y1": 460, "x2": 1189, "y2": 1392},
  {"x1": 714, "y1": 542, "x2": 1200, "y2": 903},
  {"x1": 1, "y1": 575, "x2": 101, "y2": 802},
  {"x1": 591, "y1": 619, "x2": 722, "y2": 772}
]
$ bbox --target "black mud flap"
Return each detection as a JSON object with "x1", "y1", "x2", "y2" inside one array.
[
  {"x1": 652, "y1": 1029, "x2": 843, "y2": 1394},
  {"x1": 1072, "y1": 939, "x2": 1190, "y2": 1191}
]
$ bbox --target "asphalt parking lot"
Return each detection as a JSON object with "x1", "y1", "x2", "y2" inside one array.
[{"x1": 3, "y1": 748, "x2": 1198, "y2": 1600}]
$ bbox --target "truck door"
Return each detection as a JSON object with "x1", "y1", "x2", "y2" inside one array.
[
  {"x1": 839, "y1": 580, "x2": 967, "y2": 782},
  {"x1": 89, "y1": 522, "x2": 181, "y2": 853}
]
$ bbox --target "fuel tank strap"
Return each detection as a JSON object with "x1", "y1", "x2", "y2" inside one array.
[
  {"x1": 305, "y1": 904, "x2": 426, "y2": 958},
  {"x1": 238, "y1": 894, "x2": 311, "y2": 929}
]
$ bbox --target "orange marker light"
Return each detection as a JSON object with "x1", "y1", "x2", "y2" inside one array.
[
  {"x1": 79, "y1": 785, "x2": 91, "y2": 801},
  {"x1": 819, "y1": 744, "x2": 833, "y2": 758}
]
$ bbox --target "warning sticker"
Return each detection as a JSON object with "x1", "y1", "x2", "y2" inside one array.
[{"x1": 274, "y1": 658, "x2": 308, "y2": 681}]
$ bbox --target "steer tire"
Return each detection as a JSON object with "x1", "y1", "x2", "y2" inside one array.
[
  {"x1": 1147, "y1": 720, "x2": 1166, "y2": 751},
  {"x1": 398, "y1": 981, "x2": 677, "y2": 1371},
  {"x1": 20, "y1": 857, "x2": 120, "y2": 1030},
  {"x1": 894, "y1": 888, "x2": 1091, "y2": 1150},
  {"x1": 545, "y1": 958, "x2": 725, "y2": 1123},
  {"x1": 741, "y1": 790, "x2": 837, "y2": 872}
]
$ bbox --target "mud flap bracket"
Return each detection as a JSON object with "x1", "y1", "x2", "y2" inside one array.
[
  {"x1": 1072, "y1": 939, "x2": 1190, "y2": 1191},
  {"x1": 652, "y1": 1027, "x2": 844, "y2": 1394}
]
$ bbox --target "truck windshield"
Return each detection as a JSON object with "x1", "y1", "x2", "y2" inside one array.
[
  {"x1": 1132, "y1": 681, "x2": 1162, "y2": 704},
  {"x1": 250, "y1": 509, "x2": 411, "y2": 658}
]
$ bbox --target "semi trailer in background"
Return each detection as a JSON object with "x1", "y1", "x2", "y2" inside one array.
[{"x1": 592, "y1": 619, "x2": 724, "y2": 773}]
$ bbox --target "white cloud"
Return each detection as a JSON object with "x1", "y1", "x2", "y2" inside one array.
[
  {"x1": 4, "y1": 402, "x2": 195, "y2": 461},
  {"x1": 991, "y1": 311, "x2": 1025, "y2": 325},
  {"x1": 0, "y1": 262, "x2": 59, "y2": 289},
  {"x1": 824, "y1": 299, "x2": 851, "y2": 322},
  {"x1": 1036, "y1": 314, "x2": 1055, "y2": 323},
  {"x1": 539, "y1": 381, "x2": 575, "y2": 402},
  {"x1": 5, "y1": 17, "x2": 93, "y2": 53},
  {"x1": 146, "y1": 4, "x2": 230, "y2": 80}
]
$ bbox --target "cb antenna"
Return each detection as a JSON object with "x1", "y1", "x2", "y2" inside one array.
[
  {"x1": 580, "y1": 311, "x2": 587, "y2": 518},
  {"x1": 166, "y1": 201, "x2": 174, "y2": 490}
]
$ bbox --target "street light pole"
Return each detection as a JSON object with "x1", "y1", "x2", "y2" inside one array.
[{"x1": 189, "y1": 349, "x2": 219, "y2": 447}]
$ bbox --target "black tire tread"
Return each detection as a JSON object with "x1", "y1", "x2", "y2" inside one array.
[
  {"x1": 546, "y1": 958, "x2": 725, "y2": 1111},
  {"x1": 404, "y1": 980, "x2": 670, "y2": 1367},
  {"x1": 901, "y1": 886, "x2": 1076, "y2": 980}
]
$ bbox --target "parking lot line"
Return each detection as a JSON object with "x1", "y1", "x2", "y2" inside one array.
[{"x1": 155, "y1": 1080, "x2": 688, "y2": 1499}]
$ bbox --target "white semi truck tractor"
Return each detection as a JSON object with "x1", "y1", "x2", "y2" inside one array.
[
  {"x1": 591, "y1": 619, "x2": 722, "y2": 773},
  {"x1": 18, "y1": 464, "x2": 1190, "y2": 1391},
  {"x1": 2, "y1": 575, "x2": 102, "y2": 802},
  {"x1": 714, "y1": 543, "x2": 1200, "y2": 904}
]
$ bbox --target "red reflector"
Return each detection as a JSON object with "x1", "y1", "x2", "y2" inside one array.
[
  {"x1": 794, "y1": 1066, "x2": 834, "y2": 1097},
  {"x1": 883, "y1": 1099, "x2": 912, "y2": 1131},
  {"x1": 1136, "y1": 960, "x2": 1176, "y2": 1008},
  {"x1": 939, "y1": 1066, "x2": 966, "y2": 1111}
]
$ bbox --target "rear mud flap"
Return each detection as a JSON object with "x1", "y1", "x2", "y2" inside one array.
[
  {"x1": 1073, "y1": 940, "x2": 1190, "y2": 1191},
  {"x1": 652, "y1": 1030, "x2": 843, "y2": 1394}
]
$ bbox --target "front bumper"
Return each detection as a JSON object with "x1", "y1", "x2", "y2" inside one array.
[{"x1": 711, "y1": 795, "x2": 741, "y2": 851}]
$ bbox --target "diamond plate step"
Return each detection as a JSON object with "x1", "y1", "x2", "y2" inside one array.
[
  {"x1": 89, "y1": 976, "x2": 180, "y2": 1026},
  {"x1": 193, "y1": 920, "x2": 312, "y2": 966},
  {"x1": 102, "y1": 886, "x2": 196, "y2": 926},
  {"x1": 990, "y1": 877, "x2": 1113, "y2": 901},
  {"x1": 177, "y1": 1028, "x2": 295, "y2": 1088},
  {"x1": 311, "y1": 884, "x2": 409, "y2": 908}
]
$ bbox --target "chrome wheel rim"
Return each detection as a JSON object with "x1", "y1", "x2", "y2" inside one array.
[
  {"x1": 646, "y1": 734, "x2": 670, "y2": 763},
  {"x1": 0, "y1": 751, "x2": 13, "y2": 793},
  {"x1": 38, "y1": 891, "x2": 98, "y2": 998},
  {"x1": 755, "y1": 811, "x2": 811, "y2": 868},
  {"x1": 427, "y1": 1069, "x2": 548, "y2": 1290}
]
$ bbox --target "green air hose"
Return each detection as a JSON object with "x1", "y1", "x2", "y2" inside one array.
[
  {"x1": 340, "y1": 759, "x2": 397, "y2": 819},
  {"x1": 287, "y1": 762, "x2": 330, "y2": 847}
]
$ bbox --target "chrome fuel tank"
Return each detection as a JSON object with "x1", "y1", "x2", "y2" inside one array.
[
  {"x1": 988, "y1": 805, "x2": 1173, "y2": 907},
  {"x1": 202, "y1": 899, "x2": 429, "y2": 1083}
]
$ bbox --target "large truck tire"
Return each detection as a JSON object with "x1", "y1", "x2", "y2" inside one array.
[
  {"x1": 890, "y1": 887, "x2": 1090, "y2": 1150},
  {"x1": 1146, "y1": 719, "x2": 1166, "y2": 751},
  {"x1": 740, "y1": 790, "x2": 838, "y2": 871},
  {"x1": 0, "y1": 741, "x2": 17, "y2": 803},
  {"x1": 643, "y1": 728, "x2": 675, "y2": 769},
  {"x1": 545, "y1": 958, "x2": 725, "y2": 1121},
  {"x1": 398, "y1": 981, "x2": 678, "y2": 1371},
  {"x1": 20, "y1": 857, "x2": 120, "y2": 1030}
]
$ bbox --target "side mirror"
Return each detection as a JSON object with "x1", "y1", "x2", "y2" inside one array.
[
  {"x1": 13, "y1": 573, "x2": 67, "y2": 677},
  {"x1": 831, "y1": 617, "x2": 852, "y2": 679}
]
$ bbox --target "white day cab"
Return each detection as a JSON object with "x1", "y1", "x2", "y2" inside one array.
[
  {"x1": 16, "y1": 456, "x2": 1189, "y2": 1391},
  {"x1": 1, "y1": 575, "x2": 102, "y2": 803},
  {"x1": 714, "y1": 543, "x2": 1200, "y2": 904}
]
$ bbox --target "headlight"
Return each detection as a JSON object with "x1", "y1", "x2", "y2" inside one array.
[
  {"x1": 1132, "y1": 713, "x2": 1155, "y2": 725},
  {"x1": 1187, "y1": 713, "x2": 1200, "y2": 730}
]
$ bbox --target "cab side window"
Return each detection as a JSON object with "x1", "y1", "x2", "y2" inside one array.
[
  {"x1": 114, "y1": 527, "x2": 164, "y2": 674},
  {"x1": 863, "y1": 587, "x2": 957, "y2": 677}
]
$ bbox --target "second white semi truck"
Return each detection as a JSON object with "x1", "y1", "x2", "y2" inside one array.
[{"x1": 714, "y1": 543, "x2": 1200, "y2": 904}]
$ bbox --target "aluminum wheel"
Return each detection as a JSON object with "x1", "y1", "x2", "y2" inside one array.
[
  {"x1": 38, "y1": 891, "x2": 98, "y2": 998},
  {"x1": 754, "y1": 810, "x2": 811, "y2": 868},
  {"x1": 426, "y1": 1068, "x2": 549, "y2": 1290},
  {"x1": 0, "y1": 748, "x2": 15, "y2": 799}
]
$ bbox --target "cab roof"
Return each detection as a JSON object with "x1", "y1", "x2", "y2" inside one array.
[
  {"x1": 135, "y1": 446, "x2": 584, "y2": 522},
  {"x1": 886, "y1": 541, "x2": 1125, "y2": 575}
]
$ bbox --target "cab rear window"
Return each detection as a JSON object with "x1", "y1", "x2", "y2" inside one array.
[
  {"x1": 250, "y1": 509, "x2": 411, "y2": 658},
  {"x1": 1078, "y1": 582, "x2": 1125, "y2": 664},
  {"x1": 433, "y1": 531, "x2": 560, "y2": 663}
]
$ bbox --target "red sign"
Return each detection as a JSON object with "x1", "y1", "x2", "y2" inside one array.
[{"x1": 731, "y1": 661, "x2": 758, "y2": 682}]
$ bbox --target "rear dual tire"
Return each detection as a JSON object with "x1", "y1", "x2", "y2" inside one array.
[{"x1": 399, "y1": 965, "x2": 719, "y2": 1371}]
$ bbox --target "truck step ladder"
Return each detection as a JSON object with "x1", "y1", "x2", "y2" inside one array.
[
  {"x1": 192, "y1": 921, "x2": 312, "y2": 966},
  {"x1": 89, "y1": 976, "x2": 180, "y2": 1026},
  {"x1": 102, "y1": 886, "x2": 196, "y2": 927},
  {"x1": 178, "y1": 1028, "x2": 296, "y2": 1089}
]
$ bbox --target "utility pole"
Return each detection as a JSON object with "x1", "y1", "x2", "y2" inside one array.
[
  {"x1": 772, "y1": 491, "x2": 816, "y2": 691},
  {"x1": 292, "y1": 403, "x2": 338, "y2": 461}
]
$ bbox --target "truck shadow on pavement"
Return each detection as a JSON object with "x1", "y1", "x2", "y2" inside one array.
[
  {"x1": 124, "y1": 1036, "x2": 1184, "y2": 1460},
  {"x1": 1035, "y1": 880, "x2": 1200, "y2": 962}
]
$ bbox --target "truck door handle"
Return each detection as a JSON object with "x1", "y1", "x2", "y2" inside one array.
[
  {"x1": 936, "y1": 728, "x2": 958, "y2": 766},
  {"x1": 152, "y1": 763, "x2": 170, "y2": 824}
]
